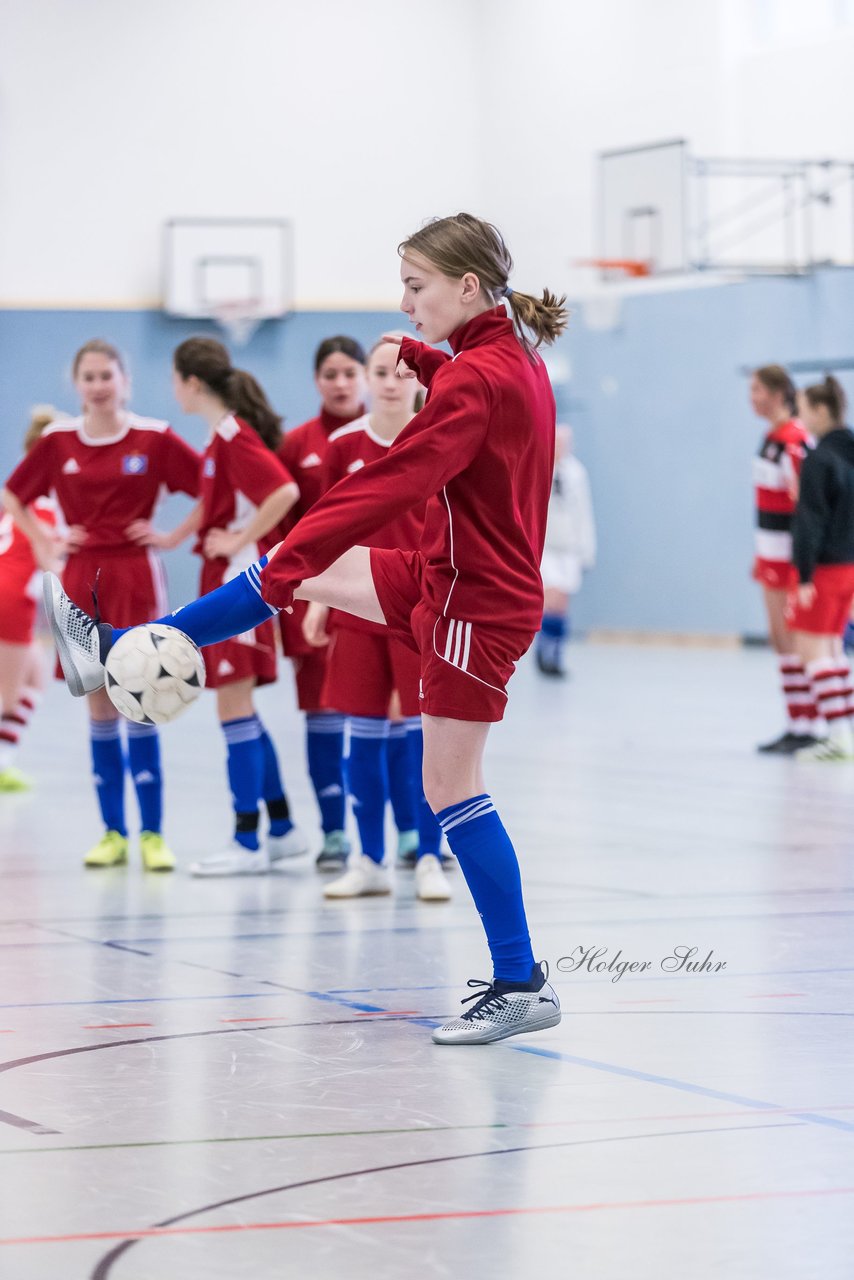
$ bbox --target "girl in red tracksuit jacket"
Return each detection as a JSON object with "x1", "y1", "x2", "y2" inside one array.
[{"x1": 48, "y1": 213, "x2": 569, "y2": 1047}]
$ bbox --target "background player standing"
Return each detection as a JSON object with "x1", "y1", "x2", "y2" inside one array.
[
  {"x1": 303, "y1": 338, "x2": 450, "y2": 902},
  {"x1": 277, "y1": 337, "x2": 367, "y2": 870},
  {"x1": 749, "y1": 364, "x2": 817, "y2": 754},
  {"x1": 3, "y1": 340, "x2": 200, "y2": 869}
]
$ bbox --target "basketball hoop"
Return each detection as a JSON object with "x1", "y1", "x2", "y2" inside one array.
[
  {"x1": 211, "y1": 298, "x2": 265, "y2": 348},
  {"x1": 576, "y1": 258, "x2": 653, "y2": 279}
]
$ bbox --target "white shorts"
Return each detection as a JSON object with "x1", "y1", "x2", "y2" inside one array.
[{"x1": 541, "y1": 550, "x2": 583, "y2": 595}]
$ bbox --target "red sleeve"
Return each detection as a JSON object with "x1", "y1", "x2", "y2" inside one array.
[
  {"x1": 226, "y1": 429, "x2": 293, "y2": 507},
  {"x1": 261, "y1": 363, "x2": 489, "y2": 609},
  {"x1": 277, "y1": 427, "x2": 301, "y2": 473},
  {"x1": 399, "y1": 337, "x2": 452, "y2": 386},
  {"x1": 4, "y1": 436, "x2": 54, "y2": 505},
  {"x1": 162, "y1": 429, "x2": 202, "y2": 497}
]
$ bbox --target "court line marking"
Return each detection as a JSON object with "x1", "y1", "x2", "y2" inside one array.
[
  {"x1": 12, "y1": 1180, "x2": 850, "y2": 1251},
  {"x1": 81, "y1": 1122, "x2": 809, "y2": 1273}
]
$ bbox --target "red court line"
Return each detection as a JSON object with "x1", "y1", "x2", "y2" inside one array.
[
  {"x1": 218, "y1": 1017, "x2": 287, "y2": 1024},
  {"x1": 4, "y1": 1187, "x2": 853, "y2": 1247},
  {"x1": 82, "y1": 1024, "x2": 154, "y2": 1030},
  {"x1": 615, "y1": 999, "x2": 677, "y2": 1005}
]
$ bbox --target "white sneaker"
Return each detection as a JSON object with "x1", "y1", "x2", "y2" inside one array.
[
  {"x1": 795, "y1": 737, "x2": 854, "y2": 762},
  {"x1": 189, "y1": 842, "x2": 271, "y2": 877},
  {"x1": 323, "y1": 855, "x2": 391, "y2": 898},
  {"x1": 42, "y1": 572, "x2": 107, "y2": 696},
  {"x1": 267, "y1": 826, "x2": 309, "y2": 861},
  {"x1": 415, "y1": 853, "x2": 451, "y2": 901}
]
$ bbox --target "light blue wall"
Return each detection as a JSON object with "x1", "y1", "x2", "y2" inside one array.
[
  {"x1": 2, "y1": 274, "x2": 853, "y2": 632},
  {"x1": 562, "y1": 268, "x2": 854, "y2": 636}
]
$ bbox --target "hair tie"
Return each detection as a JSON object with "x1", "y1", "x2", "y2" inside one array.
[{"x1": 503, "y1": 286, "x2": 513, "y2": 298}]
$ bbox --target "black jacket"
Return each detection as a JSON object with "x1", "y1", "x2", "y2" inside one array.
[{"x1": 792, "y1": 426, "x2": 854, "y2": 583}]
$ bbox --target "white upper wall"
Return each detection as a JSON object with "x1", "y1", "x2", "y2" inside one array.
[{"x1": 1, "y1": 0, "x2": 852, "y2": 307}]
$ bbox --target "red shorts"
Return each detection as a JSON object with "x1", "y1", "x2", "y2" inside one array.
[
  {"x1": 59, "y1": 549, "x2": 168, "y2": 679},
  {"x1": 322, "y1": 626, "x2": 422, "y2": 717},
  {"x1": 290, "y1": 647, "x2": 329, "y2": 711},
  {"x1": 753, "y1": 557, "x2": 798, "y2": 590},
  {"x1": 0, "y1": 589, "x2": 36, "y2": 644},
  {"x1": 370, "y1": 548, "x2": 533, "y2": 723},
  {"x1": 198, "y1": 559, "x2": 278, "y2": 690},
  {"x1": 785, "y1": 564, "x2": 854, "y2": 635}
]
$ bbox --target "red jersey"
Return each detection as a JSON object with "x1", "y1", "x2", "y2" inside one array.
[
  {"x1": 197, "y1": 414, "x2": 295, "y2": 573},
  {"x1": 5, "y1": 413, "x2": 199, "y2": 555},
  {"x1": 324, "y1": 413, "x2": 426, "y2": 635},
  {"x1": 0, "y1": 499, "x2": 56, "y2": 597},
  {"x1": 753, "y1": 418, "x2": 812, "y2": 568},
  {"x1": 262, "y1": 308, "x2": 556, "y2": 633},
  {"x1": 277, "y1": 406, "x2": 364, "y2": 528}
]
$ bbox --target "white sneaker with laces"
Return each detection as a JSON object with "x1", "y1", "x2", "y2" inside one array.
[
  {"x1": 415, "y1": 853, "x2": 451, "y2": 901},
  {"x1": 432, "y1": 963, "x2": 561, "y2": 1045},
  {"x1": 189, "y1": 842, "x2": 271, "y2": 877},
  {"x1": 323, "y1": 855, "x2": 391, "y2": 898},
  {"x1": 43, "y1": 572, "x2": 108, "y2": 696},
  {"x1": 267, "y1": 826, "x2": 310, "y2": 861}
]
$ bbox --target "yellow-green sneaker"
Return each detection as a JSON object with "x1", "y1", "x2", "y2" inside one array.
[
  {"x1": 0, "y1": 766, "x2": 32, "y2": 793},
  {"x1": 83, "y1": 830, "x2": 129, "y2": 868},
  {"x1": 140, "y1": 831, "x2": 176, "y2": 872}
]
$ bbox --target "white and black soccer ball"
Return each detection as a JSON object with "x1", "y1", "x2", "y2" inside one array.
[{"x1": 104, "y1": 624, "x2": 205, "y2": 725}]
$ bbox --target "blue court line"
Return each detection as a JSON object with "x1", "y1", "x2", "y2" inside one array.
[{"x1": 508, "y1": 1045, "x2": 854, "y2": 1135}]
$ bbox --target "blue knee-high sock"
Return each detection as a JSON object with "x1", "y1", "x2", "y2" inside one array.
[
  {"x1": 436, "y1": 795, "x2": 534, "y2": 983},
  {"x1": 305, "y1": 712, "x2": 346, "y2": 834},
  {"x1": 387, "y1": 721, "x2": 417, "y2": 833},
  {"x1": 222, "y1": 715, "x2": 264, "y2": 851},
  {"x1": 90, "y1": 719, "x2": 127, "y2": 836},
  {"x1": 406, "y1": 719, "x2": 442, "y2": 858},
  {"x1": 538, "y1": 612, "x2": 568, "y2": 663},
  {"x1": 348, "y1": 717, "x2": 389, "y2": 863},
  {"x1": 125, "y1": 720, "x2": 162, "y2": 834},
  {"x1": 111, "y1": 558, "x2": 275, "y2": 651},
  {"x1": 258, "y1": 723, "x2": 293, "y2": 837}
]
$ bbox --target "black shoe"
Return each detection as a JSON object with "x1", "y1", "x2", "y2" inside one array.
[
  {"x1": 793, "y1": 733, "x2": 822, "y2": 750},
  {"x1": 397, "y1": 848, "x2": 456, "y2": 870},
  {"x1": 757, "y1": 731, "x2": 802, "y2": 755},
  {"x1": 535, "y1": 650, "x2": 567, "y2": 678}
]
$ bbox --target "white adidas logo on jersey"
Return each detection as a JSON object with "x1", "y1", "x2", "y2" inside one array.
[
  {"x1": 347, "y1": 459, "x2": 365, "y2": 473},
  {"x1": 62, "y1": 458, "x2": 81, "y2": 475},
  {"x1": 217, "y1": 659, "x2": 235, "y2": 676},
  {"x1": 300, "y1": 452, "x2": 322, "y2": 468}
]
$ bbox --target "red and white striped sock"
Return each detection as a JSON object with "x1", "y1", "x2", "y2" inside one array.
[
  {"x1": 779, "y1": 654, "x2": 818, "y2": 734},
  {"x1": 0, "y1": 687, "x2": 40, "y2": 770},
  {"x1": 806, "y1": 658, "x2": 854, "y2": 748}
]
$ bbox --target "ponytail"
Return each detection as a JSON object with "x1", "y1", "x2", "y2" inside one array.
[
  {"x1": 504, "y1": 288, "x2": 569, "y2": 351},
  {"x1": 223, "y1": 368, "x2": 283, "y2": 451},
  {"x1": 803, "y1": 374, "x2": 848, "y2": 426},
  {"x1": 173, "y1": 337, "x2": 283, "y2": 451},
  {"x1": 754, "y1": 364, "x2": 797, "y2": 415}
]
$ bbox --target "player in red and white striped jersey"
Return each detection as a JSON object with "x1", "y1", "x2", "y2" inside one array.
[
  {"x1": 750, "y1": 364, "x2": 816, "y2": 754},
  {"x1": 276, "y1": 337, "x2": 367, "y2": 869},
  {"x1": 0, "y1": 408, "x2": 64, "y2": 791},
  {"x1": 3, "y1": 341, "x2": 200, "y2": 868},
  {"x1": 302, "y1": 338, "x2": 450, "y2": 901}
]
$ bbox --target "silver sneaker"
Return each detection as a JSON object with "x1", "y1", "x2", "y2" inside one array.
[
  {"x1": 42, "y1": 572, "x2": 107, "y2": 696},
  {"x1": 432, "y1": 964, "x2": 561, "y2": 1045},
  {"x1": 189, "y1": 842, "x2": 271, "y2": 877}
]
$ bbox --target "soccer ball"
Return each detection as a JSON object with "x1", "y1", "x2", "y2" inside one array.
[{"x1": 104, "y1": 624, "x2": 205, "y2": 725}]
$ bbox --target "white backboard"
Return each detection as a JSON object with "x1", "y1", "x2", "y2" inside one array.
[
  {"x1": 162, "y1": 218, "x2": 293, "y2": 318},
  {"x1": 599, "y1": 139, "x2": 688, "y2": 274}
]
